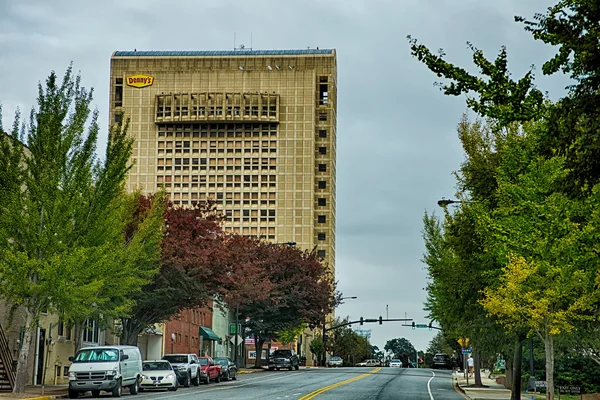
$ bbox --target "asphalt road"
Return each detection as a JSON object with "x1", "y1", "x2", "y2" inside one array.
[{"x1": 78, "y1": 367, "x2": 465, "y2": 399}]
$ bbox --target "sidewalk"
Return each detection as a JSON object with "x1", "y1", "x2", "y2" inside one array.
[
  {"x1": 0, "y1": 385, "x2": 68, "y2": 399},
  {"x1": 454, "y1": 371, "x2": 544, "y2": 400}
]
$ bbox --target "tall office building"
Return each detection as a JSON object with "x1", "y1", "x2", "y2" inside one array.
[{"x1": 109, "y1": 49, "x2": 337, "y2": 272}]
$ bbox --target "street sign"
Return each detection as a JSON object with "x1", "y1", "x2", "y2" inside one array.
[
  {"x1": 416, "y1": 324, "x2": 428, "y2": 328},
  {"x1": 535, "y1": 381, "x2": 547, "y2": 388},
  {"x1": 461, "y1": 347, "x2": 472, "y2": 354},
  {"x1": 229, "y1": 323, "x2": 241, "y2": 335},
  {"x1": 558, "y1": 385, "x2": 581, "y2": 395}
]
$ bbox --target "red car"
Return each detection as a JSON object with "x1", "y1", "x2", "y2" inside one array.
[{"x1": 197, "y1": 356, "x2": 222, "y2": 384}]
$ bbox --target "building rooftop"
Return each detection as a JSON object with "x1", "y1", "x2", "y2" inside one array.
[{"x1": 112, "y1": 49, "x2": 334, "y2": 57}]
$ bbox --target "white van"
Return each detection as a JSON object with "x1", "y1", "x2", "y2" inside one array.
[{"x1": 68, "y1": 345, "x2": 143, "y2": 398}]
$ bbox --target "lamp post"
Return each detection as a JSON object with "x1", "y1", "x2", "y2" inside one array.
[
  {"x1": 437, "y1": 198, "x2": 464, "y2": 207},
  {"x1": 322, "y1": 296, "x2": 357, "y2": 367}
]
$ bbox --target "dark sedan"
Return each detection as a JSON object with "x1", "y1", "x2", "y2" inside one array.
[{"x1": 214, "y1": 357, "x2": 237, "y2": 381}]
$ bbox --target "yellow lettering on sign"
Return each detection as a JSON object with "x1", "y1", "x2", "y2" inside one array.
[{"x1": 126, "y1": 74, "x2": 154, "y2": 88}]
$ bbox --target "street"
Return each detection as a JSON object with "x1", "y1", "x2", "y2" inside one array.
[{"x1": 80, "y1": 368, "x2": 464, "y2": 399}]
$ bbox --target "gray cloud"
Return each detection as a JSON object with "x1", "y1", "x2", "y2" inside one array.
[{"x1": 1, "y1": 0, "x2": 566, "y2": 351}]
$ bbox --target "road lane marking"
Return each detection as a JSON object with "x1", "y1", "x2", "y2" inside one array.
[
  {"x1": 428, "y1": 371, "x2": 436, "y2": 400},
  {"x1": 143, "y1": 373, "x2": 302, "y2": 398},
  {"x1": 298, "y1": 367, "x2": 381, "y2": 399}
]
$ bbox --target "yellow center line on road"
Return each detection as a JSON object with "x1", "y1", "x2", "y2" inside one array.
[{"x1": 298, "y1": 367, "x2": 381, "y2": 400}]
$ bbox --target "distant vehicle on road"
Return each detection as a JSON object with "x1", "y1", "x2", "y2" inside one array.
[
  {"x1": 356, "y1": 359, "x2": 379, "y2": 367},
  {"x1": 268, "y1": 349, "x2": 300, "y2": 371},
  {"x1": 389, "y1": 359, "x2": 403, "y2": 368},
  {"x1": 432, "y1": 354, "x2": 453, "y2": 369},
  {"x1": 327, "y1": 356, "x2": 343, "y2": 367}
]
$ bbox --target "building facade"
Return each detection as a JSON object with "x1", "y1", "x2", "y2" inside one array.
[{"x1": 109, "y1": 49, "x2": 338, "y2": 362}]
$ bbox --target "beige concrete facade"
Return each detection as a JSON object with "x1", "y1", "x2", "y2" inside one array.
[{"x1": 109, "y1": 49, "x2": 337, "y2": 271}]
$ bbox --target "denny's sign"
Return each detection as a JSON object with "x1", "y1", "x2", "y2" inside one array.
[{"x1": 126, "y1": 74, "x2": 154, "y2": 88}]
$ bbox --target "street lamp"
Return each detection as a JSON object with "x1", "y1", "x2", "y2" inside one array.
[
  {"x1": 322, "y1": 296, "x2": 357, "y2": 367},
  {"x1": 437, "y1": 198, "x2": 462, "y2": 207}
]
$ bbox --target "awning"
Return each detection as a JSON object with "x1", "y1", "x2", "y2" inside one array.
[{"x1": 199, "y1": 326, "x2": 220, "y2": 341}]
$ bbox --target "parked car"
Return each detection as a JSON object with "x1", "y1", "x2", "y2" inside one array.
[
  {"x1": 268, "y1": 349, "x2": 300, "y2": 371},
  {"x1": 356, "y1": 359, "x2": 379, "y2": 367},
  {"x1": 68, "y1": 345, "x2": 143, "y2": 398},
  {"x1": 197, "y1": 356, "x2": 222, "y2": 383},
  {"x1": 327, "y1": 356, "x2": 343, "y2": 367},
  {"x1": 214, "y1": 357, "x2": 237, "y2": 381},
  {"x1": 140, "y1": 360, "x2": 178, "y2": 392},
  {"x1": 162, "y1": 354, "x2": 201, "y2": 387},
  {"x1": 432, "y1": 354, "x2": 453, "y2": 370},
  {"x1": 389, "y1": 359, "x2": 403, "y2": 368}
]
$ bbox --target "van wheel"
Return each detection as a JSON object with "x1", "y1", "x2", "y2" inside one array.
[
  {"x1": 68, "y1": 389, "x2": 79, "y2": 399},
  {"x1": 91, "y1": 390, "x2": 100, "y2": 397},
  {"x1": 112, "y1": 378, "x2": 122, "y2": 397},
  {"x1": 129, "y1": 379, "x2": 139, "y2": 395},
  {"x1": 183, "y1": 372, "x2": 191, "y2": 388}
]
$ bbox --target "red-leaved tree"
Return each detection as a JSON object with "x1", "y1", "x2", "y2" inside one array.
[
  {"x1": 120, "y1": 200, "x2": 267, "y2": 344},
  {"x1": 236, "y1": 242, "x2": 339, "y2": 368}
]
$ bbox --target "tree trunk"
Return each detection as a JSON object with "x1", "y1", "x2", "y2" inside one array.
[
  {"x1": 544, "y1": 330, "x2": 554, "y2": 400},
  {"x1": 120, "y1": 319, "x2": 143, "y2": 346},
  {"x1": 254, "y1": 334, "x2": 265, "y2": 368},
  {"x1": 73, "y1": 321, "x2": 83, "y2": 354},
  {"x1": 474, "y1": 348, "x2": 483, "y2": 387},
  {"x1": 505, "y1": 357, "x2": 513, "y2": 390},
  {"x1": 13, "y1": 310, "x2": 33, "y2": 393},
  {"x1": 511, "y1": 336, "x2": 523, "y2": 400}
]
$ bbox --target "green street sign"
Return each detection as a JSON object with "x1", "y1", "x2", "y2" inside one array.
[
  {"x1": 416, "y1": 324, "x2": 428, "y2": 328},
  {"x1": 229, "y1": 323, "x2": 240, "y2": 335}
]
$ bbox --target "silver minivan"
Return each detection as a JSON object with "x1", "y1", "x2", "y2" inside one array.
[{"x1": 68, "y1": 345, "x2": 143, "y2": 398}]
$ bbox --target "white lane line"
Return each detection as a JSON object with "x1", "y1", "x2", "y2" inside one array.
[{"x1": 428, "y1": 371, "x2": 436, "y2": 400}]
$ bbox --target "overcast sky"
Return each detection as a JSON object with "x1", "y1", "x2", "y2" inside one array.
[{"x1": 1, "y1": 0, "x2": 569, "y2": 352}]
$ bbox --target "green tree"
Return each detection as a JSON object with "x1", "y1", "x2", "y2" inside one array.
[
  {"x1": 0, "y1": 67, "x2": 162, "y2": 393},
  {"x1": 276, "y1": 323, "x2": 306, "y2": 346},
  {"x1": 328, "y1": 318, "x2": 371, "y2": 366},
  {"x1": 516, "y1": 0, "x2": 600, "y2": 196},
  {"x1": 384, "y1": 338, "x2": 416, "y2": 366},
  {"x1": 476, "y1": 126, "x2": 600, "y2": 400},
  {"x1": 310, "y1": 335, "x2": 325, "y2": 365}
]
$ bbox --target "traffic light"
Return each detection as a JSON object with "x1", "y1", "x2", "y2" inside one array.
[
  {"x1": 325, "y1": 346, "x2": 330, "y2": 352},
  {"x1": 360, "y1": 317, "x2": 364, "y2": 325},
  {"x1": 428, "y1": 322, "x2": 433, "y2": 331},
  {"x1": 412, "y1": 322, "x2": 415, "y2": 330},
  {"x1": 379, "y1": 316, "x2": 383, "y2": 325},
  {"x1": 323, "y1": 333, "x2": 328, "y2": 343}
]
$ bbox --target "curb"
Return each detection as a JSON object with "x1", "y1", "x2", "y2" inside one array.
[
  {"x1": 454, "y1": 376, "x2": 469, "y2": 399},
  {"x1": 238, "y1": 369, "x2": 265, "y2": 374}
]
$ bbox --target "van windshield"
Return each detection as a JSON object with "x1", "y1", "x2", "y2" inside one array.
[{"x1": 74, "y1": 348, "x2": 119, "y2": 362}]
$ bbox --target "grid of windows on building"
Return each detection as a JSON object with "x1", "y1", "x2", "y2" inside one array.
[{"x1": 156, "y1": 123, "x2": 279, "y2": 240}]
